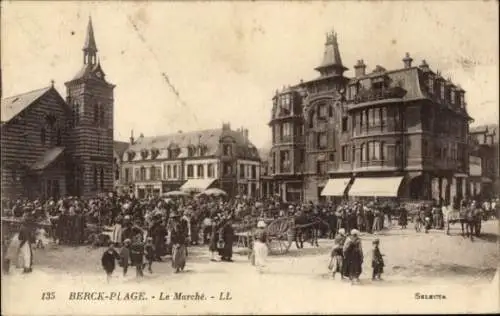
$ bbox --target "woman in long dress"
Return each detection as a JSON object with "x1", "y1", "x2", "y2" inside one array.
[
  {"x1": 251, "y1": 220, "x2": 268, "y2": 273},
  {"x1": 343, "y1": 229, "x2": 363, "y2": 284},
  {"x1": 169, "y1": 211, "x2": 188, "y2": 273},
  {"x1": 5, "y1": 221, "x2": 35, "y2": 274}
]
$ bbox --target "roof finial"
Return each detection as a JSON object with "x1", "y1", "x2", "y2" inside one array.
[
  {"x1": 83, "y1": 15, "x2": 98, "y2": 52},
  {"x1": 50, "y1": 80, "x2": 55, "y2": 88}
]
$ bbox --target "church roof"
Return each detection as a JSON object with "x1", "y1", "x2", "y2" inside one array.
[
  {"x1": 83, "y1": 16, "x2": 98, "y2": 52},
  {"x1": 70, "y1": 63, "x2": 101, "y2": 81},
  {"x1": 126, "y1": 128, "x2": 260, "y2": 161},
  {"x1": 1, "y1": 86, "x2": 52, "y2": 124},
  {"x1": 30, "y1": 147, "x2": 65, "y2": 171}
]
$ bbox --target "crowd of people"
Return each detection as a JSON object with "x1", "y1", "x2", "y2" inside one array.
[{"x1": 1, "y1": 192, "x2": 498, "y2": 281}]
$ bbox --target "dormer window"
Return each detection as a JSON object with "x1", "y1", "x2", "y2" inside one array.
[
  {"x1": 140, "y1": 149, "x2": 149, "y2": 160},
  {"x1": 428, "y1": 75, "x2": 434, "y2": 94},
  {"x1": 199, "y1": 145, "x2": 207, "y2": 156},
  {"x1": 349, "y1": 83, "x2": 358, "y2": 100},
  {"x1": 450, "y1": 88, "x2": 456, "y2": 105},
  {"x1": 187, "y1": 146, "x2": 195, "y2": 157},
  {"x1": 371, "y1": 75, "x2": 389, "y2": 90},
  {"x1": 151, "y1": 148, "x2": 160, "y2": 160},
  {"x1": 127, "y1": 151, "x2": 136, "y2": 161},
  {"x1": 223, "y1": 144, "x2": 232, "y2": 156}
]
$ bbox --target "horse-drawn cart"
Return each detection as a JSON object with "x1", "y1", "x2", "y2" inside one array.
[{"x1": 234, "y1": 217, "x2": 294, "y2": 255}]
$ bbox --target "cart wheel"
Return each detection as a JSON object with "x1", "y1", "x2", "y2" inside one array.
[{"x1": 266, "y1": 230, "x2": 292, "y2": 255}]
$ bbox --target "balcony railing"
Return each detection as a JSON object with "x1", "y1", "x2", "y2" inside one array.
[{"x1": 352, "y1": 87, "x2": 407, "y2": 104}]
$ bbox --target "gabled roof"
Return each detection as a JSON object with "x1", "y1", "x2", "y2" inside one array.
[
  {"x1": 114, "y1": 141, "x2": 130, "y2": 157},
  {"x1": 1, "y1": 86, "x2": 53, "y2": 124},
  {"x1": 127, "y1": 128, "x2": 260, "y2": 161}
]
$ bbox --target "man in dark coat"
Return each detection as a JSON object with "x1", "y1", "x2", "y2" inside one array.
[
  {"x1": 220, "y1": 218, "x2": 235, "y2": 262},
  {"x1": 343, "y1": 229, "x2": 363, "y2": 284},
  {"x1": 149, "y1": 216, "x2": 167, "y2": 261}
]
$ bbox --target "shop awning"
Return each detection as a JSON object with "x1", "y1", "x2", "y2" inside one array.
[
  {"x1": 320, "y1": 178, "x2": 351, "y2": 196},
  {"x1": 180, "y1": 179, "x2": 216, "y2": 192},
  {"x1": 348, "y1": 176, "x2": 404, "y2": 197},
  {"x1": 30, "y1": 147, "x2": 64, "y2": 171}
]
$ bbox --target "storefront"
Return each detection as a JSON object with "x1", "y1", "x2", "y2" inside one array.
[{"x1": 134, "y1": 182, "x2": 162, "y2": 198}]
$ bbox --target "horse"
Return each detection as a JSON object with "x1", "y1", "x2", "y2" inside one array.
[
  {"x1": 444, "y1": 205, "x2": 481, "y2": 240},
  {"x1": 293, "y1": 214, "x2": 330, "y2": 248}
]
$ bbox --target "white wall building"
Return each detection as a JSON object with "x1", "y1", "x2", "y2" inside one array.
[{"x1": 119, "y1": 123, "x2": 261, "y2": 198}]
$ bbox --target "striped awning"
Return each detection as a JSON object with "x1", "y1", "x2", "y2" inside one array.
[
  {"x1": 348, "y1": 176, "x2": 404, "y2": 197},
  {"x1": 180, "y1": 179, "x2": 216, "y2": 192},
  {"x1": 320, "y1": 178, "x2": 351, "y2": 196}
]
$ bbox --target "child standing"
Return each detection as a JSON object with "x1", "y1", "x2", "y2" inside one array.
[
  {"x1": 371, "y1": 239, "x2": 385, "y2": 281},
  {"x1": 130, "y1": 234, "x2": 145, "y2": 278},
  {"x1": 119, "y1": 239, "x2": 131, "y2": 276},
  {"x1": 144, "y1": 237, "x2": 155, "y2": 274},
  {"x1": 101, "y1": 243, "x2": 120, "y2": 283},
  {"x1": 329, "y1": 228, "x2": 346, "y2": 279}
]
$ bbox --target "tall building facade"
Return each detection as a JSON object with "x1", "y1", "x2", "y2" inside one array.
[
  {"x1": 468, "y1": 124, "x2": 499, "y2": 198},
  {"x1": 1, "y1": 17, "x2": 115, "y2": 200},
  {"x1": 267, "y1": 30, "x2": 473, "y2": 204},
  {"x1": 268, "y1": 87, "x2": 306, "y2": 202}
]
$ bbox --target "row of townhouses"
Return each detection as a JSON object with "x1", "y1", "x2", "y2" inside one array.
[{"x1": 114, "y1": 125, "x2": 261, "y2": 198}]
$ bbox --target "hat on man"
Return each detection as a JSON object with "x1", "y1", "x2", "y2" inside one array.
[
  {"x1": 350, "y1": 229, "x2": 359, "y2": 236},
  {"x1": 338, "y1": 228, "x2": 346, "y2": 236},
  {"x1": 257, "y1": 220, "x2": 266, "y2": 228}
]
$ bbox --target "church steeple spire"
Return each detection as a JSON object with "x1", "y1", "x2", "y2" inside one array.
[
  {"x1": 83, "y1": 16, "x2": 98, "y2": 65},
  {"x1": 315, "y1": 29, "x2": 348, "y2": 77}
]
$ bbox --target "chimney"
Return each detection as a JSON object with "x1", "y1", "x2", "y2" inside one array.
[
  {"x1": 403, "y1": 52, "x2": 413, "y2": 68},
  {"x1": 419, "y1": 59, "x2": 430, "y2": 72},
  {"x1": 139, "y1": 133, "x2": 144, "y2": 139},
  {"x1": 353, "y1": 59, "x2": 366, "y2": 77},
  {"x1": 243, "y1": 128, "x2": 249, "y2": 142},
  {"x1": 222, "y1": 122, "x2": 231, "y2": 131},
  {"x1": 130, "y1": 129, "x2": 135, "y2": 144}
]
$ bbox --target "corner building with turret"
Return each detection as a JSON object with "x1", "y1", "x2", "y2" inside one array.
[
  {"x1": 1, "y1": 18, "x2": 115, "y2": 200},
  {"x1": 266, "y1": 31, "x2": 473, "y2": 205}
]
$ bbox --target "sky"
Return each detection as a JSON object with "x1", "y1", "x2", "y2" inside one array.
[{"x1": 2, "y1": 1, "x2": 499, "y2": 149}]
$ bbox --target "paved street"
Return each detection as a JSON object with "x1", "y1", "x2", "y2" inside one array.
[{"x1": 3, "y1": 220, "x2": 499, "y2": 315}]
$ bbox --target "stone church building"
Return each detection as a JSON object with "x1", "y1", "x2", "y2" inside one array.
[{"x1": 1, "y1": 18, "x2": 115, "y2": 200}]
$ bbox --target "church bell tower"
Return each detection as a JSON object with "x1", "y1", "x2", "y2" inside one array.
[{"x1": 65, "y1": 16, "x2": 115, "y2": 198}]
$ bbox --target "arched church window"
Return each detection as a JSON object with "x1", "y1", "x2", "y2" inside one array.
[
  {"x1": 41, "y1": 127, "x2": 46, "y2": 145},
  {"x1": 100, "y1": 168, "x2": 104, "y2": 189},
  {"x1": 93, "y1": 166, "x2": 98, "y2": 189},
  {"x1": 94, "y1": 104, "x2": 99, "y2": 124},
  {"x1": 56, "y1": 128, "x2": 62, "y2": 146},
  {"x1": 100, "y1": 106, "x2": 105, "y2": 127}
]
